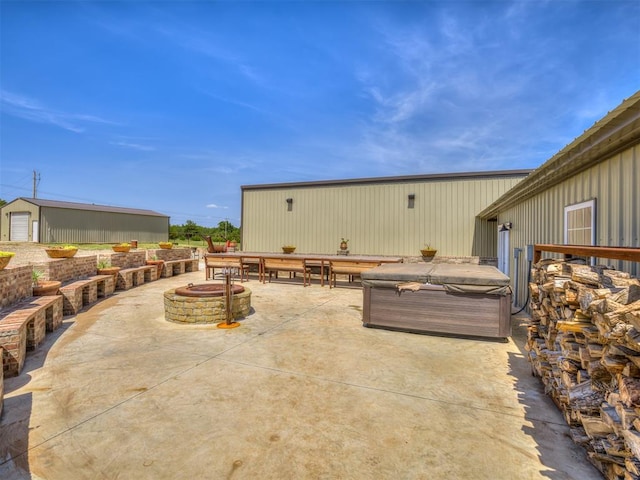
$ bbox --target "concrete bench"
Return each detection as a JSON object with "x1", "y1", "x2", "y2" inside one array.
[
  {"x1": 162, "y1": 259, "x2": 199, "y2": 278},
  {"x1": 0, "y1": 295, "x2": 63, "y2": 377},
  {"x1": 116, "y1": 266, "x2": 156, "y2": 290},
  {"x1": 60, "y1": 275, "x2": 115, "y2": 315},
  {"x1": 263, "y1": 257, "x2": 312, "y2": 286},
  {"x1": 329, "y1": 259, "x2": 381, "y2": 288}
]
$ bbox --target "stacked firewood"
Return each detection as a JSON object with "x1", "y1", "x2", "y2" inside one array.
[{"x1": 526, "y1": 257, "x2": 640, "y2": 479}]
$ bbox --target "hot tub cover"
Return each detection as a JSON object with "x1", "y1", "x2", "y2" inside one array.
[{"x1": 362, "y1": 263, "x2": 511, "y2": 296}]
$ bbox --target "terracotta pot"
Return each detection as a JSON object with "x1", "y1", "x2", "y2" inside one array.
[
  {"x1": 33, "y1": 280, "x2": 62, "y2": 296},
  {"x1": 97, "y1": 267, "x2": 121, "y2": 279},
  {"x1": 340, "y1": 242, "x2": 348, "y2": 251},
  {"x1": 145, "y1": 260, "x2": 165, "y2": 276},
  {"x1": 0, "y1": 254, "x2": 14, "y2": 270},
  {"x1": 112, "y1": 246, "x2": 131, "y2": 253},
  {"x1": 282, "y1": 246, "x2": 296, "y2": 254},
  {"x1": 45, "y1": 248, "x2": 78, "y2": 258}
]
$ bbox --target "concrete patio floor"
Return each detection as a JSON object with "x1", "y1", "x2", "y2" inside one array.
[{"x1": 0, "y1": 268, "x2": 602, "y2": 479}]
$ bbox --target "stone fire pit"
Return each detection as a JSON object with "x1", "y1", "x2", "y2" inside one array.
[{"x1": 164, "y1": 284, "x2": 251, "y2": 324}]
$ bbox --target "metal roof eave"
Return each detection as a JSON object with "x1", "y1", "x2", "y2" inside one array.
[
  {"x1": 241, "y1": 169, "x2": 532, "y2": 191},
  {"x1": 12, "y1": 197, "x2": 168, "y2": 218}
]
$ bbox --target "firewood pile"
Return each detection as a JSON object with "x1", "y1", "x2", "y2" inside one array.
[{"x1": 526, "y1": 257, "x2": 640, "y2": 479}]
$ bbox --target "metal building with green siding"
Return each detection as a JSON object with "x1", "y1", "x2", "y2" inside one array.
[
  {"x1": 0, "y1": 197, "x2": 169, "y2": 244},
  {"x1": 241, "y1": 170, "x2": 530, "y2": 258}
]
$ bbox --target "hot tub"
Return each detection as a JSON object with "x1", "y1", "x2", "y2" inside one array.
[{"x1": 361, "y1": 263, "x2": 512, "y2": 339}]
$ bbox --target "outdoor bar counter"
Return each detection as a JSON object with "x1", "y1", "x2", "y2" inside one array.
[{"x1": 361, "y1": 263, "x2": 512, "y2": 339}]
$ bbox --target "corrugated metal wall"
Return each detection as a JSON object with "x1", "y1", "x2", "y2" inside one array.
[
  {"x1": 40, "y1": 207, "x2": 169, "y2": 243},
  {"x1": 500, "y1": 144, "x2": 639, "y2": 309},
  {"x1": 242, "y1": 175, "x2": 523, "y2": 256},
  {"x1": 0, "y1": 199, "x2": 39, "y2": 241}
]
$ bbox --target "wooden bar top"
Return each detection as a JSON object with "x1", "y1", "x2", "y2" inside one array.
[{"x1": 533, "y1": 244, "x2": 640, "y2": 264}]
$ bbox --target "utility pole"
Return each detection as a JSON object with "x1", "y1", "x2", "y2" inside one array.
[{"x1": 33, "y1": 170, "x2": 40, "y2": 198}]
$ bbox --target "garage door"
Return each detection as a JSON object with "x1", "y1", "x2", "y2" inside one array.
[{"x1": 10, "y1": 212, "x2": 29, "y2": 241}]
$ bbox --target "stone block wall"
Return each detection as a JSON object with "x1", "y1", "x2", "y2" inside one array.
[
  {"x1": 107, "y1": 251, "x2": 147, "y2": 269},
  {"x1": 149, "y1": 248, "x2": 192, "y2": 261},
  {"x1": 0, "y1": 265, "x2": 32, "y2": 309},
  {"x1": 32, "y1": 255, "x2": 98, "y2": 283},
  {"x1": 1, "y1": 320, "x2": 26, "y2": 377}
]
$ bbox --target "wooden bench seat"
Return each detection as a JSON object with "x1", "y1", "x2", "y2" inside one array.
[
  {"x1": 161, "y1": 259, "x2": 199, "y2": 278},
  {"x1": 263, "y1": 257, "x2": 312, "y2": 286},
  {"x1": 116, "y1": 266, "x2": 156, "y2": 290},
  {"x1": 204, "y1": 256, "x2": 250, "y2": 282},
  {"x1": 0, "y1": 295, "x2": 63, "y2": 377},
  {"x1": 329, "y1": 260, "x2": 381, "y2": 288},
  {"x1": 60, "y1": 275, "x2": 115, "y2": 314}
]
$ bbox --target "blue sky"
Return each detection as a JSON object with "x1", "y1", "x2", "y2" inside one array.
[{"x1": 1, "y1": 1, "x2": 638, "y2": 227}]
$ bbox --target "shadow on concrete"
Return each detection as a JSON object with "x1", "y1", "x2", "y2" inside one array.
[
  {"x1": 0, "y1": 321, "x2": 73, "y2": 479},
  {"x1": 507, "y1": 314, "x2": 601, "y2": 479}
]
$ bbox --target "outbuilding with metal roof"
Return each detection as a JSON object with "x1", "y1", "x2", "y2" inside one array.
[{"x1": 0, "y1": 197, "x2": 169, "y2": 244}]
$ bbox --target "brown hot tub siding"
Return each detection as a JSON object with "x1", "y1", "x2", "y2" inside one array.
[{"x1": 361, "y1": 264, "x2": 512, "y2": 339}]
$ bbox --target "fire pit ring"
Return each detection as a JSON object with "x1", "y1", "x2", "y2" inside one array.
[
  {"x1": 174, "y1": 283, "x2": 245, "y2": 297},
  {"x1": 164, "y1": 283, "x2": 251, "y2": 324}
]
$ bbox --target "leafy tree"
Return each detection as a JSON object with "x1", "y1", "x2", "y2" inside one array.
[
  {"x1": 169, "y1": 219, "x2": 240, "y2": 244},
  {"x1": 0, "y1": 198, "x2": 7, "y2": 208}
]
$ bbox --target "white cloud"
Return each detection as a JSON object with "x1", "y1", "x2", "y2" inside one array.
[
  {"x1": 0, "y1": 89, "x2": 116, "y2": 133},
  {"x1": 206, "y1": 204, "x2": 228, "y2": 209},
  {"x1": 110, "y1": 141, "x2": 156, "y2": 152}
]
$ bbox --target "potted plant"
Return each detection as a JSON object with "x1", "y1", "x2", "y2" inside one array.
[
  {"x1": 145, "y1": 255, "x2": 165, "y2": 276},
  {"x1": 97, "y1": 259, "x2": 121, "y2": 279},
  {"x1": 45, "y1": 245, "x2": 79, "y2": 258},
  {"x1": 282, "y1": 245, "x2": 296, "y2": 254},
  {"x1": 158, "y1": 242, "x2": 173, "y2": 249},
  {"x1": 112, "y1": 243, "x2": 131, "y2": 253},
  {"x1": 0, "y1": 251, "x2": 15, "y2": 271},
  {"x1": 32, "y1": 269, "x2": 62, "y2": 296},
  {"x1": 420, "y1": 244, "x2": 437, "y2": 257},
  {"x1": 339, "y1": 238, "x2": 349, "y2": 251}
]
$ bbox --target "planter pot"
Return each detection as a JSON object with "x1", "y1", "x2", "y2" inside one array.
[
  {"x1": 97, "y1": 267, "x2": 121, "y2": 279},
  {"x1": 33, "y1": 280, "x2": 62, "y2": 296},
  {"x1": 420, "y1": 249, "x2": 437, "y2": 257},
  {"x1": 282, "y1": 246, "x2": 296, "y2": 254},
  {"x1": 340, "y1": 242, "x2": 348, "y2": 251},
  {"x1": 159, "y1": 243, "x2": 173, "y2": 249},
  {"x1": 45, "y1": 248, "x2": 78, "y2": 258},
  {"x1": 0, "y1": 253, "x2": 15, "y2": 271},
  {"x1": 212, "y1": 244, "x2": 227, "y2": 253},
  {"x1": 112, "y1": 246, "x2": 131, "y2": 253},
  {"x1": 146, "y1": 260, "x2": 165, "y2": 276}
]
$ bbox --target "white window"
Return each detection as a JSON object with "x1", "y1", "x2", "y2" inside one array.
[{"x1": 564, "y1": 199, "x2": 596, "y2": 245}]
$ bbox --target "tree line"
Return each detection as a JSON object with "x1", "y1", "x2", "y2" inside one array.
[{"x1": 169, "y1": 220, "x2": 240, "y2": 243}]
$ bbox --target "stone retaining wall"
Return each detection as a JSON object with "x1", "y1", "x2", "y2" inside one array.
[
  {"x1": 106, "y1": 251, "x2": 147, "y2": 269},
  {"x1": 0, "y1": 265, "x2": 32, "y2": 309},
  {"x1": 32, "y1": 255, "x2": 98, "y2": 282},
  {"x1": 150, "y1": 248, "x2": 192, "y2": 261}
]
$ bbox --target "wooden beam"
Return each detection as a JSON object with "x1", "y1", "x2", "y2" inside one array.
[{"x1": 533, "y1": 244, "x2": 640, "y2": 264}]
